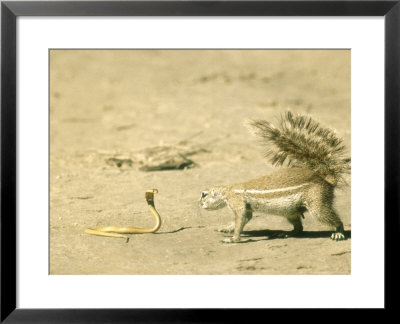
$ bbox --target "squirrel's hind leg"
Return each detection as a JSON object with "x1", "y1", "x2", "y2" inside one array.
[
  {"x1": 330, "y1": 221, "x2": 345, "y2": 241},
  {"x1": 306, "y1": 201, "x2": 345, "y2": 241},
  {"x1": 287, "y1": 213, "x2": 304, "y2": 235}
]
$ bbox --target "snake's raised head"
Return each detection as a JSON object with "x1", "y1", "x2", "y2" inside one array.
[{"x1": 145, "y1": 189, "x2": 158, "y2": 205}]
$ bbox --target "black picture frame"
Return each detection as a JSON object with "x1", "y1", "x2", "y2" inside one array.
[{"x1": 1, "y1": 0, "x2": 399, "y2": 322}]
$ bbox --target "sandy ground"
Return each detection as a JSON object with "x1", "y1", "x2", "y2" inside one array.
[{"x1": 49, "y1": 49, "x2": 351, "y2": 274}]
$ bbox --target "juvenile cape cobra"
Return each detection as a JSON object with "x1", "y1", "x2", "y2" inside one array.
[{"x1": 84, "y1": 189, "x2": 161, "y2": 241}]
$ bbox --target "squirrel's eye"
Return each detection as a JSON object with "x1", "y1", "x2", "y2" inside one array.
[{"x1": 201, "y1": 191, "x2": 208, "y2": 198}]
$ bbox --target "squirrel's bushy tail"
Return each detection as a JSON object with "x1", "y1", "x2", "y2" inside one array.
[{"x1": 248, "y1": 111, "x2": 351, "y2": 185}]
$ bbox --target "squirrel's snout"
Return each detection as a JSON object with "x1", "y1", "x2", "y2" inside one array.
[{"x1": 199, "y1": 191, "x2": 209, "y2": 209}]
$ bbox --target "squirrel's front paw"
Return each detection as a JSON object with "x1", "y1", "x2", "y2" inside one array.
[
  {"x1": 216, "y1": 223, "x2": 235, "y2": 233},
  {"x1": 221, "y1": 237, "x2": 241, "y2": 244},
  {"x1": 330, "y1": 232, "x2": 345, "y2": 241}
]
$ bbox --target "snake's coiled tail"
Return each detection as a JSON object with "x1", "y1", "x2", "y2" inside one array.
[{"x1": 84, "y1": 189, "x2": 161, "y2": 241}]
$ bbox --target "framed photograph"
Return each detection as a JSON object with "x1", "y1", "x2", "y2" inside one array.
[{"x1": 1, "y1": 0, "x2": 398, "y2": 321}]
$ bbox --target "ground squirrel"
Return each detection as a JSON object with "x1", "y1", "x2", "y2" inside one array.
[{"x1": 199, "y1": 111, "x2": 350, "y2": 243}]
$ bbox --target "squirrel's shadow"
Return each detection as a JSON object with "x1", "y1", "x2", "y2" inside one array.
[{"x1": 240, "y1": 229, "x2": 351, "y2": 241}]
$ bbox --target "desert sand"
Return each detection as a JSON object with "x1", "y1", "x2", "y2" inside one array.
[{"x1": 50, "y1": 49, "x2": 351, "y2": 274}]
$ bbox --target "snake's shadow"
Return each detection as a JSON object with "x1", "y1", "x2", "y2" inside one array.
[
  {"x1": 239, "y1": 229, "x2": 351, "y2": 241},
  {"x1": 155, "y1": 226, "x2": 206, "y2": 234}
]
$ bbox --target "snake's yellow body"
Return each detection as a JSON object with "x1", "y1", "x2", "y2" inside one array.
[{"x1": 84, "y1": 189, "x2": 161, "y2": 240}]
